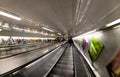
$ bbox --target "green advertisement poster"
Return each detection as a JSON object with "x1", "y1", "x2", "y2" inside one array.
[{"x1": 88, "y1": 37, "x2": 104, "y2": 61}]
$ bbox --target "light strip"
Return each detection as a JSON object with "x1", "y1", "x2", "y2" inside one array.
[
  {"x1": 58, "y1": 33, "x2": 62, "y2": 35},
  {"x1": 106, "y1": 18, "x2": 120, "y2": 27},
  {"x1": 0, "y1": 11, "x2": 21, "y2": 20},
  {"x1": 42, "y1": 27, "x2": 54, "y2": 32}
]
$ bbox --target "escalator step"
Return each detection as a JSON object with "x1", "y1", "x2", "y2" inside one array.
[
  {"x1": 58, "y1": 60, "x2": 73, "y2": 65},
  {"x1": 62, "y1": 56, "x2": 72, "y2": 57},
  {"x1": 49, "y1": 74, "x2": 64, "y2": 77},
  {"x1": 62, "y1": 55, "x2": 72, "y2": 57},
  {"x1": 60, "y1": 58, "x2": 73, "y2": 61},
  {"x1": 63, "y1": 53, "x2": 72, "y2": 54},
  {"x1": 67, "y1": 53, "x2": 72, "y2": 54},
  {"x1": 62, "y1": 56, "x2": 72, "y2": 58},
  {"x1": 55, "y1": 64, "x2": 73, "y2": 70},
  {"x1": 52, "y1": 68, "x2": 74, "y2": 77}
]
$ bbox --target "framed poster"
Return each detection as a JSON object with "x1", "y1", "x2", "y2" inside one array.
[
  {"x1": 88, "y1": 37, "x2": 104, "y2": 61},
  {"x1": 107, "y1": 50, "x2": 120, "y2": 77}
]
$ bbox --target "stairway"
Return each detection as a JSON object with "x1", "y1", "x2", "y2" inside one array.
[{"x1": 48, "y1": 46, "x2": 74, "y2": 77}]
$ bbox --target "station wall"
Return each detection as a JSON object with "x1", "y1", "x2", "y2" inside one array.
[{"x1": 74, "y1": 26, "x2": 120, "y2": 77}]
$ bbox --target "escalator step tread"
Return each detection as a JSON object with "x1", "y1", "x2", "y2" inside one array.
[
  {"x1": 52, "y1": 68, "x2": 74, "y2": 77},
  {"x1": 49, "y1": 74, "x2": 64, "y2": 77},
  {"x1": 55, "y1": 64, "x2": 73, "y2": 70},
  {"x1": 58, "y1": 61, "x2": 73, "y2": 65},
  {"x1": 62, "y1": 56, "x2": 72, "y2": 58},
  {"x1": 48, "y1": 46, "x2": 74, "y2": 77},
  {"x1": 60, "y1": 59, "x2": 73, "y2": 62},
  {"x1": 62, "y1": 55, "x2": 72, "y2": 57},
  {"x1": 61, "y1": 58, "x2": 73, "y2": 60},
  {"x1": 62, "y1": 55, "x2": 73, "y2": 57}
]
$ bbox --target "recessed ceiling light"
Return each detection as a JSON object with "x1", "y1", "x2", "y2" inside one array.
[{"x1": 0, "y1": 11, "x2": 21, "y2": 20}]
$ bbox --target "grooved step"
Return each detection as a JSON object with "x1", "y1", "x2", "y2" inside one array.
[
  {"x1": 63, "y1": 53, "x2": 72, "y2": 55},
  {"x1": 49, "y1": 74, "x2": 64, "y2": 77},
  {"x1": 62, "y1": 55, "x2": 72, "y2": 57},
  {"x1": 55, "y1": 64, "x2": 73, "y2": 70},
  {"x1": 61, "y1": 57, "x2": 73, "y2": 59},
  {"x1": 58, "y1": 60, "x2": 73, "y2": 65},
  {"x1": 62, "y1": 56, "x2": 72, "y2": 58},
  {"x1": 52, "y1": 68, "x2": 74, "y2": 77},
  {"x1": 60, "y1": 58, "x2": 73, "y2": 61}
]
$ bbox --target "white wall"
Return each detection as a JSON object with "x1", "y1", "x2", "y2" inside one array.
[{"x1": 74, "y1": 27, "x2": 120, "y2": 77}]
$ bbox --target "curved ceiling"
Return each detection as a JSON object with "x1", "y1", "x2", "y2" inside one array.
[{"x1": 0, "y1": 0, "x2": 120, "y2": 37}]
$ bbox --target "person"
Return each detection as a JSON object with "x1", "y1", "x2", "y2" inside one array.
[{"x1": 68, "y1": 37, "x2": 73, "y2": 46}]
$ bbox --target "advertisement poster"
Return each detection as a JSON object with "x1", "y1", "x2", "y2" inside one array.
[
  {"x1": 88, "y1": 37, "x2": 104, "y2": 61},
  {"x1": 107, "y1": 50, "x2": 120, "y2": 77}
]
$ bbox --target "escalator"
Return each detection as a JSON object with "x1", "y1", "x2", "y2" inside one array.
[
  {"x1": 47, "y1": 45, "x2": 74, "y2": 77},
  {"x1": 46, "y1": 44, "x2": 95, "y2": 77},
  {"x1": 3, "y1": 43, "x2": 95, "y2": 77}
]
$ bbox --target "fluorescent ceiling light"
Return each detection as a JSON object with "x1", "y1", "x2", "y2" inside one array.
[
  {"x1": 58, "y1": 33, "x2": 62, "y2": 35},
  {"x1": 0, "y1": 11, "x2": 21, "y2": 20},
  {"x1": 106, "y1": 18, "x2": 120, "y2": 27},
  {"x1": 0, "y1": 28, "x2": 2, "y2": 31},
  {"x1": 42, "y1": 27, "x2": 54, "y2": 32}
]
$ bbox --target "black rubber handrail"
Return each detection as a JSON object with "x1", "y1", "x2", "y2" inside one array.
[
  {"x1": 0, "y1": 44, "x2": 62, "y2": 77},
  {"x1": 72, "y1": 44, "x2": 77, "y2": 77}
]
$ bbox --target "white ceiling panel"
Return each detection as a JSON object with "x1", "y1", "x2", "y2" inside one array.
[
  {"x1": 86, "y1": 0, "x2": 120, "y2": 25},
  {"x1": 0, "y1": 0, "x2": 119, "y2": 37}
]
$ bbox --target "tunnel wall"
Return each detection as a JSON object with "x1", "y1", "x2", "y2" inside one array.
[{"x1": 74, "y1": 27, "x2": 120, "y2": 77}]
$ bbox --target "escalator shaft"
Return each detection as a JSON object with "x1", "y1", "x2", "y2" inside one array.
[
  {"x1": 4, "y1": 43, "x2": 94, "y2": 77},
  {"x1": 48, "y1": 45, "x2": 74, "y2": 77}
]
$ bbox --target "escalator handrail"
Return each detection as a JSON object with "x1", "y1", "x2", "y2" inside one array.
[{"x1": 72, "y1": 45, "x2": 78, "y2": 77}]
